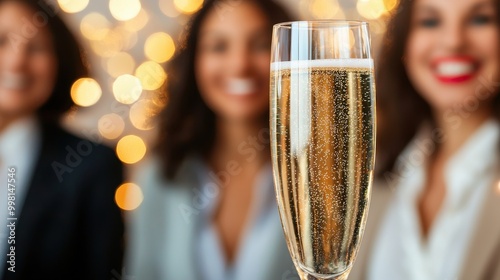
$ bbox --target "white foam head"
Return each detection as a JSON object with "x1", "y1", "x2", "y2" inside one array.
[{"x1": 271, "y1": 59, "x2": 373, "y2": 71}]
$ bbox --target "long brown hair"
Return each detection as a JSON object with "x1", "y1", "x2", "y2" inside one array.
[
  {"x1": 376, "y1": 0, "x2": 500, "y2": 177},
  {"x1": 156, "y1": 0, "x2": 293, "y2": 179}
]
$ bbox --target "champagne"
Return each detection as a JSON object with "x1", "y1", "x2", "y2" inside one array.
[{"x1": 270, "y1": 59, "x2": 375, "y2": 278}]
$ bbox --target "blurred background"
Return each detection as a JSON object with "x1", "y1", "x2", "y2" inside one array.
[{"x1": 57, "y1": 0, "x2": 397, "y2": 211}]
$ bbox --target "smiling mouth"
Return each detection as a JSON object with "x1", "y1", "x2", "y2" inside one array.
[
  {"x1": 0, "y1": 73, "x2": 30, "y2": 91},
  {"x1": 433, "y1": 57, "x2": 479, "y2": 84},
  {"x1": 226, "y1": 78, "x2": 257, "y2": 96}
]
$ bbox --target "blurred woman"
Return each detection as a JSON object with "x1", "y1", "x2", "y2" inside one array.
[
  {"x1": 0, "y1": 0, "x2": 124, "y2": 279},
  {"x1": 126, "y1": 0, "x2": 297, "y2": 279},
  {"x1": 350, "y1": 0, "x2": 500, "y2": 279}
]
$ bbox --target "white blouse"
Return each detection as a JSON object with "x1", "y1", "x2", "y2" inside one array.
[
  {"x1": 0, "y1": 116, "x2": 40, "y2": 273},
  {"x1": 195, "y1": 162, "x2": 286, "y2": 280},
  {"x1": 127, "y1": 157, "x2": 295, "y2": 280},
  {"x1": 368, "y1": 119, "x2": 500, "y2": 280}
]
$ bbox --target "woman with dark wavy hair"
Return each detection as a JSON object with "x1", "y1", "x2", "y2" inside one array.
[
  {"x1": 350, "y1": 0, "x2": 500, "y2": 279},
  {"x1": 127, "y1": 0, "x2": 297, "y2": 279},
  {"x1": 0, "y1": 1, "x2": 124, "y2": 279}
]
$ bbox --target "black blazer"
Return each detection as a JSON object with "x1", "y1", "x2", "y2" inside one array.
[{"x1": 2, "y1": 122, "x2": 124, "y2": 280}]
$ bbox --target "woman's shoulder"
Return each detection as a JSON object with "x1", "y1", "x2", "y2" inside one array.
[
  {"x1": 40, "y1": 121, "x2": 119, "y2": 163},
  {"x1": 129, "y1": 156, "x2": 204, "y2": 229},
  {"x1": 132, "y1": 155, "x2": 202, "y2": 194},
  {"x1": 37, "y1": 122, "x2": 123, "y2": 181},
  {"x1": 31, "y1": 121, "x2": 123, "y2": 191}
]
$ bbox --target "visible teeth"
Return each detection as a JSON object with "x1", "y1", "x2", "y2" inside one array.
[
  {"x1": 0, "y1": 73, "x2": 29, "y2": 90},
  {"x1": 227, "y1": 79, "x2": 256, "y2": 95},
  {"x1": 436, "y1": 62, "x2": 475, "y2": 77}
]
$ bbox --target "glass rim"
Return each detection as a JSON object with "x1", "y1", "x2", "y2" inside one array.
[{"x1": 273, "y1": 20, "x2": 369, "y2": 29}]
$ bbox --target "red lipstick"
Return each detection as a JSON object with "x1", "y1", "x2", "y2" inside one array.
[{"x1": 432, "y1": 56, "x2": 478, "y2": 84}]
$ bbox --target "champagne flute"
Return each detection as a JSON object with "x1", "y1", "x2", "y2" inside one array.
[{"x1": 270, "y1": 21, "x2": 375, "y2": 280}]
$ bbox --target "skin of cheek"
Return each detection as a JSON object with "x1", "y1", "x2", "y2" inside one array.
[
  {"x1": 470, "y1": 28, "x2": 500, "y2": 101},
  {"x1": 0, "y1": 51, "x2": 58, "y2": 118},
  {"x1": 31, "y1": 52, "x2": 58, "y2": 109}
]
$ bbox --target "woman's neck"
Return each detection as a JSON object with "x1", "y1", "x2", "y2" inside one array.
[
  {"x1": 0, "y1": 115, "x2": 23, "y2": 134},
  {"x1": 209, "y1": 117, "x2": 269, "y2": 169},
  {"x1": 433, "y1": 106, "x2": 493, "y2": 158}
]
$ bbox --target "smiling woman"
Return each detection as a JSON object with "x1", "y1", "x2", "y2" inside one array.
[
  {"x1": 0, "y1": 4, "x2": 60, "y2": 125},
  {"x1": 374, "y1": 0, "x2": 500, "y2": 175},
  {"x1": 0, "y1": 1, "x2": 124, "y2": 279},
  {"x1": 126, "y1": 0, "x2": 297, "y2": 279},
  {"x1": 194, "y1": 1, "x2": 272, "y2": 123},
  {"x1": 349, "y1": 0, "x2": 500, "y2": 279}
]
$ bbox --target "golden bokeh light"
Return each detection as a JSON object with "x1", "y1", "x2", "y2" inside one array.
[
  {"x1": 174, "y1": 0, "x2": 203, "y2": 14},
  {"x1": 122, "y1": 30, "x2": 139, "y2": 50},
  {"x1": 89, "y1": 30, "x2": 123, "y2": 58},
  {"x1": 336, "y1": 7, "x2": 358, "y2": 20},
  {"x1": 384, "y1": 0, "x2": 399, "y2": 13},
  {"x1": 371, "y1": 19, "x2": 388, "y2": 35},
  {"x1": 113, "y1": 74, "x2": 143, "y2": 104},
  {"x1": 357, "y1": 0, "x2": 386, "y2": 19},
  {"x1": 115, "y1": 183, "x2": 144, "y2": 211},
  {"x1": 144, "y1": 32, "x2": 175, "y2": 63},
  {"x1": 80, "y1": 13, "x2": 111, "y2": 41},
  {"x1": 129, "y1": 99, "x2": 161, "y2": 130},
  {"x1": 310, "y1": 0, "x2": 340, "y2": 19},
  {"x1": 109, "y1": 0, "x2": 142, "y2": 21},
  {"x1": 497, "y1": 181, "x2": 500, "y2": 195},
  {"x1": 298, "y1": 0, "x2": 310, "y2": 19},
  {"x1": 135, "y1": 61, "x2": 167, "y2": 91},
  {"x1": 70, "y1": 78, "x2": 102, "y2": 107},
  {"x1": 113, "y1": 26, "x2": 138, "y2": 51},
  {"x1": 98, "y1": 113, "x2": 125, "y2": 140},
  {"x1": 58, "y1": 0, "x2": 89, "y2": 13},
  {"x1": 160, "y1": 0, "x2": 181, "y2": 17},
  {"x1": 107, "y1": 52, "x2": 136, "y2": 78},
  {"x1": 334, "y1": 7, "x2": 346, "y2": 19},
  {"x1": 122, "y1": 9, "x2": 149, "y2": 32},
  {"x1": 116, "y1": 135, "x2": 147, "y2": 164},
  {"x1": 151, "y1": 90, "x2": 168, "y2": 108}
]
